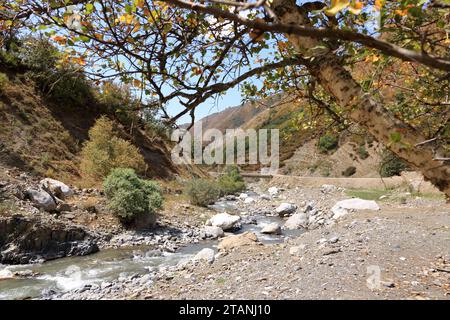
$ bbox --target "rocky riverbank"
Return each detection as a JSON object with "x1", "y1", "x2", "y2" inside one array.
[
  {"x1": 33, "y1": 178, "x2": 449, "y2": 300},
  {"x1": 1, "y1": 166, "x2": 448, "y2": 300}
]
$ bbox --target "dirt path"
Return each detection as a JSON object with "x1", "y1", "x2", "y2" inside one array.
[{"x1": 142, "y1": 205, "x2": 449, "y2": 300}]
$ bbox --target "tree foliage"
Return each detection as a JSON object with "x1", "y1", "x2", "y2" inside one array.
[
  {"x1": 81, "y1": 116, "x2": 146, "y2": 178},
  {"x1": 1, "y1": 0, "x2": 449, "y2": 195}
]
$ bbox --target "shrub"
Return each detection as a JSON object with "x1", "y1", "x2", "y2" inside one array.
[
  {"x1": 379, "y1": 149, "x2": 409, "y2": 177},
  {"x1": 104, "y1": 168, "x2": 162, "y2": 222},
  {"x1": 318, "y1": 134, "x2": 338, "y2": 153},
  {"x1": 358, "y1": 145, "x2": 370, "y2": 160},
  {"x1": 0, "y1": 72, "x2": 9, "y2": 91},
  {"x1": 342, "y1": 166, "x2": 357, "y2": 177},
  {"x1": 11, "y1": 36, "x2": 93, "y2": 106},
  {"x1": 218, "y1": 165, "x2": 245, "y2": 196},
  {"x1": 185, "y1": 178, "x2": 221, "y2": 207},
  {"x1": 81, "y1": 116, "x2": 146, "y2": 179}
]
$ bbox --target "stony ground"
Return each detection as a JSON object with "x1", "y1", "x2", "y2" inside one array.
[
  {"x1": 144, "y1": 205, "x2": 449, "y2": 300},
  {"x1": 45, "y1": 180, "x2": 449, "y2": 300}
]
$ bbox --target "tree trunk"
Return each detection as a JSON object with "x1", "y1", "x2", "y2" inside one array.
[{"x1": 272, "y1": 0, "x2": 450, "y2": 198}]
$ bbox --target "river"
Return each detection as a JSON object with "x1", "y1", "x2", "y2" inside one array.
[{"x1": 0, "y1": 197, "x2": 303, "y2": 300}]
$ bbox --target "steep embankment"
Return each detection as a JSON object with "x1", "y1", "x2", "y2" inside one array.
[{"x1": 0, "y1": 69, "x2": 186, "y2": 184}]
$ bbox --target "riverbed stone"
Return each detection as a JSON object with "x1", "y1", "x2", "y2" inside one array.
[
  {"x1": 207, "y1": 213, "x2": 241, "y2": 231},
  {"x1": 284, "y1": 213, "x2": 308, "y2": 230},
  {"x1": 331, "y1": 198, "x2": 380, "y2": 219},
  {"x1": 202, "y1": 226, "x2": 224, "y2": 239},
  {"x1": 275, "y1": 203, "x2": 297, "y2": 216},
  {"x1": 218, "y1": 232, "x2": 258, "y2": 251},
  {"x1": 40, "y1": 178, "x2": 73, "y2": 199},
  {"x1": 193, "y1": 248, "x2": 215, "y2": 264},
  {"x1": 26, "y1": 188, "x2": 57, "y2": 212},
  {"x1": 260, "y1": 223, "x2": 281, "y2": 235}
]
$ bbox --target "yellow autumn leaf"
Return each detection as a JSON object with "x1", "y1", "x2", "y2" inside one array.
[
  {"x1": 325, "y1": 0, "x2": 350, "y2": 16},
  {"x1": 348, "y1": 1, "x2": 363, "y2": 14},
  {"x1": 134, "y1": 0, "x2": 145, "y2": 8}
]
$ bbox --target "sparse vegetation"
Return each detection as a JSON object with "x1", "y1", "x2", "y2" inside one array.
[
  {"x1": 218, "y1": 165, "x2": 246, "y2": 196},
  {"x1": 80, "y1": 116, "x2": 146, "y2": 179},
  {"x1": 0, "y1": 72, "x2": 9, "y2": 91},
  {"x1": 185, "y1": 166, "x2": 246, "y2": 206},
  {"x1": 379, "y1": 149, "x2": 409, "y2": 177},
  {"x1": 357, "y1": 145, "x2": 369, "y2": 160},
  {"x1": 185, "y1": 178, "x2": 221, "y2": 207},
  {"x1": 104, "y1": 168, "x2": 163, "y2": 223},
  {"x1": 318, "y1": 134, "x2": 338, "y2": 154}
]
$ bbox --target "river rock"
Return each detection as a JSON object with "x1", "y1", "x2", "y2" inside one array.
[
  {"x1": 40, "y1": 178, "x2": 73, "y2": 199},
  {"x1": 289, "y1": 244, "x2": 306, "y2": 256},
  {"x1": 320, "y1": 184, "x2": 337, "y2": 194},
  {"x1": 260, "y1": 223, "x2": 281, "y2": 235},
  {"x1": 193, "y1": 248, "x2": 215, "y2": 264},
  {"x1": 239, "y1": 193, "x2": 248, "y2": 200},
  {"x1": 268, "y1": 187, "x2": 279, "y2": 196},
  {"x1": 259, "y1": 194, "x2": 271, "y2": 200},
  {"x1": 331, "y1": 198, "x2": 380, "y2": 219},
  {"x1": 218, "y1": 232, "x2": 258, "y2": 251},
  {"x1": 207, "y1": 213, "x2": 241, "y2": 231},
  {"x1": 244, "y1": 197, "x2": 255, "y2": 204},
  {"x1": 284, "y1": 213, "x2": 308, "y2": 230},
  {"x1": 275, "y1": 203, "x2": 297, "y2": 216},
  {"x1": 26, "y1": 188, "x2": 57, "y2": 212},
  {"x1": 202, "y1": 226, "x2": 224, "y2": 239}
]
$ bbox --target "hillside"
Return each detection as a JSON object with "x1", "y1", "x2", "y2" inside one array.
[
  {"x1": 0, "y1": 66, "x2": 196, "y2": 186},
  {"x1": 192, "y1": 94, "x2": 387, "y2": 177}
]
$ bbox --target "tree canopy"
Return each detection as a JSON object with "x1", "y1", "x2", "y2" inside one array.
[{"x1": 0, "y1": 0, "x2": 449, "y2": 196}]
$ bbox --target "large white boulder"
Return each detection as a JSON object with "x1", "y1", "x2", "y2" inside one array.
[
  {"x1": 275, "y1": 203, "x2": 297, "y2": 216},
  {"x1": 207, "y1": 213, "x2": 241, "y2": 231},
  {"x1": 331, "y1": 198, "x2": 380, "y2": 219},
  {"x1": 40, "y1": 178, "x2": 73, "y2": 199},
  {"x1": 284, "y1": 213, "x2": 308, "y2": 230},
  {"x1": 26, "y1": 189, "x2": 57, "y2": 212}
]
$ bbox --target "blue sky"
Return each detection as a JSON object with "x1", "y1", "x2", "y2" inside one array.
[{"x1": 167, "y1": 87, "x2": 243, "y2": 125}]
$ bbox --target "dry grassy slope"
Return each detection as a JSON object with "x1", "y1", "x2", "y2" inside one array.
[
  {"x1": 0, "y1": 72, "x2": 196, "y2": 186},
  {"x1": 195, "y1": 94, "x2": 384, "y2": 177}
]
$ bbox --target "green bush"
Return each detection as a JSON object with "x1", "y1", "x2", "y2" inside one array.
[
  {"x1": 318, "y1": 134, "x2": 338, "y2": 153},
  {"x1": 185, "y1": 179, "x2": 221, "y2": 207},
  {"x1": 217, "y1": 165, "x2": 245, "y2": 196},
  {"x1": 104, "y1": 168, "x2": 162, "y2": 222},
  {"x1": 81, "y1": 116, "x2": 146, "y2": 179},
  {"x1": 342, "y1": 166, "x2": 357, "y2": 177},
  {"x1": 379, "y1": 149, "x2": 409, "y2": 177}
]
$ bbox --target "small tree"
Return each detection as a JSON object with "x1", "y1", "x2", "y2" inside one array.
[
  {"x1": 81, "y1": 116, "x2": 146, "y2": 179},
  {"x1": 104, "y1": 168, "x2": 162, "y2": 223}
]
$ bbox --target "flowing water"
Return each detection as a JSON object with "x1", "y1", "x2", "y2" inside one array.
[{"x1": 0, "y1": 197, "x2": 303, "y2": 300}]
